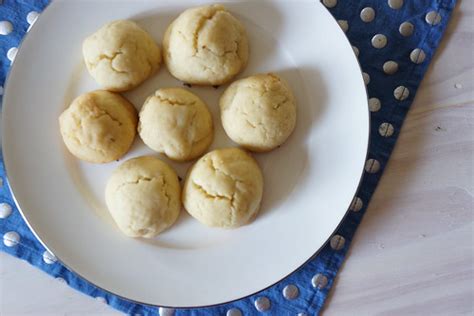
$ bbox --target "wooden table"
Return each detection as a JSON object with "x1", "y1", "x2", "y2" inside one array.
[{"x1": 1, "y1": 1, "x2": 472, "y2": 315}]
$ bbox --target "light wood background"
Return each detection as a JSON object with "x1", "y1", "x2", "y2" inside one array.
[{"x1": 1, "y1": 1, "x2": 472, "y2": 315}]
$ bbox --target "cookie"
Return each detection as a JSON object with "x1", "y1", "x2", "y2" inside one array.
[
  {"x1": 83, "y1": 20, "x2": 161, "y2": 92},
  {"x1": 219, "y1": 73, "x2": 296, "y2": 152},
  {"x1": 163, "y1": 4, "x2": 248, "y2": 85},
  {"x1": 59, "y1": 90, "x2": 137, "y2": 163},
  {"x1": 105, "y1": 156, "x2": 181, "y2": 238},
  {"x1": 138, "y1": 88, "x2": 213, "y2": 161},
  {"x1": 182, "y1": 148, "x2": 263, "y2": 228}
]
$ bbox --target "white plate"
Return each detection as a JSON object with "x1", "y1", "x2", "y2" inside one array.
[{"x1": 2, "y1": 0, "x2": 368, "y2": 307}]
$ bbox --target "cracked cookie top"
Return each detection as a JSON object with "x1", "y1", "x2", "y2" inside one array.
[
  {"x1": 163, "y1": 4, "x2": 249, "y2": 85},
  {"x1": 83, "y1": 20, "x2": 161, "y2": 92},
  {"x1": 59, "y1": 90, "x2": 137, "y2": 163},
  {"x1": 183, "y1": 148, "x2": 263, "y2": 228},
  {"x1": 105, "y1": 156, "x2": 181, "y2": 238},
  {"x1": 138, "y1": 88, "x2": 213, "y2": 161},
  {"x1": 219, "y1": 73, "x2": 297, "y2": 152}
]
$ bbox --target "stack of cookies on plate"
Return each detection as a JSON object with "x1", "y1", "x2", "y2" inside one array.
[{"x1": 58, "y1": 4, "x2": 297, "y2": 238}]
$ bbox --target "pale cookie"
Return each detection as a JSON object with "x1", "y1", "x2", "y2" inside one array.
[
  {"x1": 183, "y1": 148, "x2": 263, "y2": 228},
  {"x1": 59, "y1": 90, "x2": 137, "y2": 163},
  {"x1": 220, "y1": 73, "x2": 296, "y2": 152},
  {"x1": 138, "y1": 88, "x2": 213, "y2": 161},
  {"x1": 83, "y1": 20, "x2": 161, "y2": 92},
  {"x1": 163, "y1": 4, "x2": 249, "y2": 85},
  {"x1": 105, "y1": 156, "x2": 181, "y2": 238}
]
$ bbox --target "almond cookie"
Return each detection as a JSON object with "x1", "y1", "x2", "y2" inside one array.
[
  {"x1": 105, "y1": 156, "x2": 181, "y2": 238},
  {"x1": 163, "y1": 4, "x2": 248, "y2": 85},
  {"x1": 83, "y1": 20, "x2": 161, "y2": 91},
  {"x1": 220, "y1": 73, "x2": 296, "y2": 152},
  {"x1": 182, "y1": 148, "x2": 263, "y2": 228},
  {"x1": 138, "y1": 88, "x2": 213, "y2": 161},
  {"x1": 59, "y1": 90, "x2": 137, "y2": 163}
]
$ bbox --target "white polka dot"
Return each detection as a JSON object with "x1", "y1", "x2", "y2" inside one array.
[
  {"x1": 95, "y1": 296, "x2": 107, "y2": 304},
  {"x1": 350, "y1": 197, "x2": 363, "y2": 212},
  {"x1": 254, "y1": 297, "x2": 270, "y2": 312},
  {"x1": 282, "y1": 284, "x2": 299, "y2": 300},
  {"x1": 311, "y1": 273, "x2": 328, "y2": 289},
  {"x1": 388, "y1": 0, "x2": 404, "y2": 10},
  {"x1": 159, "y1": 307, "x2": 175, "y2": 316},
  {"x1": 426, "y1": 11, "x2": 442, "y2": 25},
  {"x1": 0, "y1": 203, "x2": 12, "y2": 219},
  {"x1": 0, "y1": 21, "x2": 13, "y2": 35},
  {"x1": 368, "y1": 98, "x2": 381, "y2": 112},
  {"x1": 379, "y1": 122, "x2": 395, "y2": 137},
  {"x1": 363, "y1": 72, "x2": 370, "y2": 85},
  {"x1": 26, "y1": 11, "x2": 40, "y2": 25},
  {"x1": 330, "y1": 234, "x2": 345, "y2": 250},
  {"x1": 56, "y1": 277, "x2": 67, "y2": 284},
  {"x1": 383, "y1": 61, "x2": 399, "y2": 75},
  {"x1": 7, "y1": 47, "x2": 18, "y2": 63},
  {"x1": 226, "y1": 308, "x2": 242, "y2": 316},
  {"x1": 399, "y1": 21, "x2": 414, "y2": 37},
  {"x1": 394, "y1": 86, "x2": 409, "y2": 101},
  {"x1": 410, "y1": 48, "x2": 426, "y2": 64},
  {"x1": 371, "y1": 34, "x2": 387, "y2": 49},
  {"x1": 3, "y1": 231, "x2": 20, "y2": 247},
  {"x1": 297, "y1": 313, "x2": 308, "y2": 316},
  {"x1": 365, "y1": 159, "x2": 381, "y2": 173},
  {"x1": 360, "y1": 7, "x2": 375, "y2": 23},
  {"x1": 352, "y1": 46, "x2": 359, "y2": 57},
  {"x1": 42, "y1": 250, "x2": 57, "y2": 264},
  {"x1": 337, "y1": 20, "x2": 349, "y2": 33},
  {"x1": 322, "y1": 0, "x2": 337, "y2": 8}
]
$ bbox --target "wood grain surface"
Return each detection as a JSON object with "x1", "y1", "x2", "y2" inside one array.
[{"x1": 0, "y1": 1, "x2": 472, "y2": 315}]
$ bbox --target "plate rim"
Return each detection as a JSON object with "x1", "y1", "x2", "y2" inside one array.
[{"x1": 1, "y1": 0, "x2": 370, "y2": 308}]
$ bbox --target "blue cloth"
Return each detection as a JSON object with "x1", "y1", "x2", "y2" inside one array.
[{"x1": 0, "y1": 0, "x2": 456, "y2": 315}]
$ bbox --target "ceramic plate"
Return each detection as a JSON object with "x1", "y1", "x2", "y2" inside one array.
[{"x1": 2, "y1": 0, "x2": 368, "y2": 307}]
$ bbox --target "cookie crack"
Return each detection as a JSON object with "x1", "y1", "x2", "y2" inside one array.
[
  {"x1": 208, "y1": 158, "x2": 241, "y2": 184},
  {"x1": 209, "y1": 159, "x2": 243, "y2": 202},
  {"x1": 89, "y1": 105, "x2": 123, "y2": 127},
  {"x1": 245, "y1": 119, "x2": 256, "y2": 128},
  {"x1": 200, "y1": 63, "x2": 219, "y2": 74},
  {"x1": 193, "y1": 181, "x2": 232, "y2": 201},
  {"x1": 245, "y1": 84, "x2": 269, "y2": 98},
  {"x1": 273, "y1": 97, "x2": 289, "y2": 110},
  {"x1": 116, "y1": 176, "x2": 155, "y2": 191},
  {"x1": 201, "y1": 44, "x2": 238, "y2": 58},
  {"x1": 206, "y1": 159, "x2": 241, "y2": 223},
  {"x1": 115, "y1": 175, "x2": 172, "y2": 216},
  {"x1": 193, "y1": 8, "x2": 223, "y2": 55},
  {"x1": 153, "y1": 94, "x2": 196, "y2": 107},
  {"x1": 67, "y1": 112, "x2": 118, "y2": 154},
  {"x1": 158, "y1": 176, "x2": 171, "y2": 209},
  {"x1": 92, "y1": 51, "x2": 127, "y2": 74},
  {"x1": 244, "y1": 75, "x2": 283, "y2": 97},
  {"x1": 187, "y1": 109, "x2": 199, "y2": 146},
  {"x1": 236, "y1": 108, "x2": 257, "y2": 129},
  {"x1": 256, "y1": 121, "x2": 270, "y2": 140}
]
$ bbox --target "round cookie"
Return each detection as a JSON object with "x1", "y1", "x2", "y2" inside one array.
[
  {"x1": 83, "y1": 20, "x2": 161, "y2": 92},
  {"x1": 138, "y1": 88, "x2": 213, "y2": 161},
  {"x1": 105, "y1": 156, "x2": 181, "y2": 238},
  {"x1": 183, "y1": 148, "x2": 263, "y2": 228},
  {"x1": 219, "y1": 73, "x2": 297, "y2": 152},
  {"x1": 59, "y1": 90, "x2": 137, "y2": 163},
  {"x1": 163, "y1": 4, "x2": 249, "y2": 85}
]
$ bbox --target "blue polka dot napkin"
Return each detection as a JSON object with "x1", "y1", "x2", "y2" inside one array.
[{"x1": 0, "y1": 0, "x2": 456, "y2": 315}]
